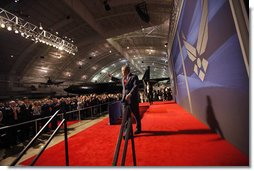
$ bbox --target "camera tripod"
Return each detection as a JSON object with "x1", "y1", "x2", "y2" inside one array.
[{"x1": 112, "y1": 104, "x2": 136, "y2": 166}]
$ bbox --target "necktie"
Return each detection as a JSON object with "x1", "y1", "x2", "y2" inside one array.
[{"x1": 124, "y1": 79, "x2": 127, "y2": 86}]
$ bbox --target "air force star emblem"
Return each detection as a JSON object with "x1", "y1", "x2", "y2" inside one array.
[{"x1": 182, "y1": 0, "x2": 209, "y2": 81}]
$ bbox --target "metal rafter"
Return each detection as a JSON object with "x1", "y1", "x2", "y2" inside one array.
[{"x1": 0, "y1": 8, "x2": 78, "y2": 55}]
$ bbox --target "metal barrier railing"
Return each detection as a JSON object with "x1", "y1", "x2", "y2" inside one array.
[
  {"x1": 0, "y1": 101, "x2": 119, "y2": 133},
  {"x1": 10, "y1": 109, "x2": 70, "y2": 166},
  {"x1": 0, "y1": 100, "x2": 120, "y2": 165},
  {"x1": 30, "y1": 119, "x2": 65, "y2": 166}
]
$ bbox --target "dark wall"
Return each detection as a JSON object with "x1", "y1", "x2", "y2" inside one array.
[{"x1": 170, "y1": 0, "x2": 249, "y2": 155}]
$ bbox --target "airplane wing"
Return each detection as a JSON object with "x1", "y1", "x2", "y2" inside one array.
[
  {"x1": 149, "y1": 78, "x2": 170, "y2": 83},
  {"x1": 40, "y1": 78, "x2": 64, "y2": 85},
  {"x1": 54, "y1": 81, "x2": 64, "y2": 85},
  {"x1": 111, "y1": 76, "x2": 121, "y2": 82}
]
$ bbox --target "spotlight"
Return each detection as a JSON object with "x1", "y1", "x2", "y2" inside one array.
[
  {"x1": 0, "y1": 8, "x2": 78, "y2": 55},
  {"x1": 14, "y1": 26, "x2": 19, "y2": 33},
  {"x1": 39, "y1": 23, "x2": 43, "y2": 30},
  {"x1": 104, "y1": 0, "x2": 111, "y2": 11},
  {"x1": 6, "y1": 24, "x2": 12, "y2": 31},
  {"x1": 0, "y1": 23, "x2": 5, "y2": 28},
  {"x1": 59, "y1": 46, "x2": 63, "y2": 51}
]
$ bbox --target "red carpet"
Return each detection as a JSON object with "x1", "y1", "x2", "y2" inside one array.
[
  {"x1": 48, "y1": 120, "x2": 79, "y2": 129},
  {"x1": 21, "y1": 102, "x2": 248, "y2": 166},
  {"x1": 59, "y1": 120, "x2": 79, "y2": 127}
]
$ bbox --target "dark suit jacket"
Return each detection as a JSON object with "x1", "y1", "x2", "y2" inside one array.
[{"x1": 121, "y1": 73, "x2": 140, "y2": 114}]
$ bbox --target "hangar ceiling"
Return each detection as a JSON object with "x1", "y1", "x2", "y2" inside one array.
[{"x1": 0, "y1": 0, "x2": 174, "y2": 95}]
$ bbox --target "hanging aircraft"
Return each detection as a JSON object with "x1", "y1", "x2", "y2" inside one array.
[
  {"x1": 64, "y1": 66, "x2": 169, "y2": 95},
  {"x1": 39, "y1": 77, "x2": 64, "y2": 86}
]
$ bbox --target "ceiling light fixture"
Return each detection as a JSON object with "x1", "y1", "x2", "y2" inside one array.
[
  {"x1": 65, "y1": 72, "x2": 71, "y2": 77},
  {"x1": 6, "y1": 24, "x2": 12, "y2": 31},
  {"x1": 39, "y1": 23, "x2": 43, "y2": 30},
  {"x1": 0, "y1": 8, "x2": 78, "y2": 55},
  {"x1": 103, "y1": 0, "x2": 111, "y2": 11},
  {"x1": 0, "y1": 22, "x2": 5, "y2": 28},
  {"x1": 14, "y1": 27, "x2": 19, "y2": 34},
  {"x1": 81, "y1": 75, "x2": 87, "y2": 79}
]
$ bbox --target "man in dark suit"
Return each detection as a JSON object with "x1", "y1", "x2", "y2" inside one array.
[
  {"x1": 121, "y1": 65, "x2": 141, "y2": 134},
  {"x1": 19, "y1": 97, "x2": 33, "y2": 141}
]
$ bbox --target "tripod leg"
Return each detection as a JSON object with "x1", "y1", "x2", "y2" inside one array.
[
  {"x1": 130, "y1": 123, "x2": 136, "y2": 166},
  {"x1": 121, "y1": 117, "x2": 132, "y2": 166},
  {"x1": 112, "y1": 106, "x2": 128, "y2": 166}
]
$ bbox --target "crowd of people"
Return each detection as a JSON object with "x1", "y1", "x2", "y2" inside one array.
[
  {"x1": 0, "y1": 93, "x2": 122, "y2": 150},
  {"x1": 140, "y1": 87, "x2": 172, "y2": 103},
  {"x1": 0, "y1": 87, "x2": 172, "y2": 157}
]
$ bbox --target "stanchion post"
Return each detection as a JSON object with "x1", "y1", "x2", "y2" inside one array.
[
  {"x1": 78, "y1": 110, "x2": 81, "y2": 121},
  {"x1": 61, "y1": 102, "x2": 69, "y2": 166},
  {"x1": 130, "y1": 121, "x2": 136, "y2": 166},
  {"x1": 35, "y1": 120, "x2": 38, "y2": 134},
  {"x1": 100, "y1": 104, "x2": 102, "y2": 115}
]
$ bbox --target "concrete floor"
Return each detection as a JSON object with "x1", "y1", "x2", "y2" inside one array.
[{"x1": 0, "y1": 115, "x2": 108, "y2": 166}]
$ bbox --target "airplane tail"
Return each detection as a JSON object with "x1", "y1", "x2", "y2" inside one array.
[
  {"x1": 142, "y1": 66, "x2": 150, "y2": 81},
  {"x1": 111, "y1": 76, "x2": 121, "y2": 82}
]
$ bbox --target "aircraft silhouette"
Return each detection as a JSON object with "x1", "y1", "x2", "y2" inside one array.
[
  {"x1": 64, "y1": 66, "x2": 169, "y2": 95},
  {"x1": 40, "y1": 77, "x2": 64, "y2": 86}
]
